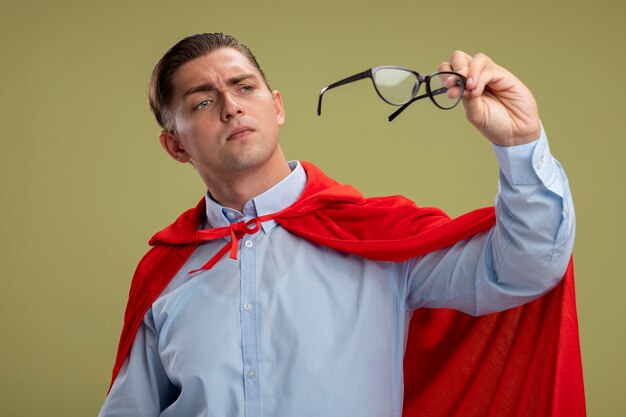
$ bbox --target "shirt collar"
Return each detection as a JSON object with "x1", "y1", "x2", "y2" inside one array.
[{"x1": 204, "y1": 161, "x2": 307, "y2": 233}]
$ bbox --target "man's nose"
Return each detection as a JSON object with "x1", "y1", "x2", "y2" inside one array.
[{"x1": 221, "y1": 93, "x2": 244, "y2": 122}]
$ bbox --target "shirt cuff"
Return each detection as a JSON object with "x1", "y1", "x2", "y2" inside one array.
[{"x1": 491, "y1": 123, "x2": 559, "y2": 190}]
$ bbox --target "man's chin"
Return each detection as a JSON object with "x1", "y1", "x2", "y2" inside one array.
[{"x1": 221, "y1": 149, "x2": 273, "y2": 173}]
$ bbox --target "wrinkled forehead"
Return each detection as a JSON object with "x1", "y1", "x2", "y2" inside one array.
[{"x1": 172, "y1": 48, "x2": 264, "y2": 96}]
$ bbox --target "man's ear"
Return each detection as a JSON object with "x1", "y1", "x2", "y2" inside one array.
[
  {"x1": 159, "y1": 130, "x2": 192, "y2": 163},
  {"x1": 272, "y1": 90, "x2": 285, "y2": 127}
]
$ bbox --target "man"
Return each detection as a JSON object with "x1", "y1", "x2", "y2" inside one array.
[{"x1": 99, "y1": 33, "x2": 577, "y2": 416}]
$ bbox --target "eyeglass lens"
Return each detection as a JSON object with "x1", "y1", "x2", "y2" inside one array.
[
  {"x1": 372, "y1": 68, "x2": 463, "y2": 109},
  {"x1": 428, "y1": 73, "x2": 464, "y2": 109},
  {"x1": 372, "y1": 69, "x2": 418, "y2": 105}
]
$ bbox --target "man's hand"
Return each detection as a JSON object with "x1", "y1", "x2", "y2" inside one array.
[{"x1": 440, "y1": 51, "x2": 542, "y2": 147}]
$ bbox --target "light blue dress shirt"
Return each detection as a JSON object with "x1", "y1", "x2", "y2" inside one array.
[{"x1": 100, "y1": 128, "x2": 575, "y2": 417}]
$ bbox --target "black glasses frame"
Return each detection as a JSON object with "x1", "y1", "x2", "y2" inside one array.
[{"x1": 316, "y1": 66, "x2": 466, "y2": 122}]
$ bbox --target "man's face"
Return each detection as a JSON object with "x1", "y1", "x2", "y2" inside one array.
[{"x1": 160, "y1": 48, "x2": 285, "y2": 184}]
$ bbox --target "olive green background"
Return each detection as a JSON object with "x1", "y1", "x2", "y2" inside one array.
[{"x1": 1, "y1": 0, "x2": 623, "y2": 415}]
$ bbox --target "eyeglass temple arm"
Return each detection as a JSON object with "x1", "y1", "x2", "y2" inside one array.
[
  {"x1": 387, "y1": 86, "x2": 451, "y2": 122},
  {"x1": 387, "y1": 93, "x2": 429, "y2": 122},
  {"x1": 317, "y1": 69, "x2": 373, "y2": 116}
]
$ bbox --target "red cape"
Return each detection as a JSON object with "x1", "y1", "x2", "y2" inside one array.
[{"x1": 109, "y1": 161, "x2": 585, "y2": 416}]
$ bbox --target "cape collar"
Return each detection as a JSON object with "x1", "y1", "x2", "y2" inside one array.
[{"x1": 149, "y1": 161, "x2": 365, "y2": 246}]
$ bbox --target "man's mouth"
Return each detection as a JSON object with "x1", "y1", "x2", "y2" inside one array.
[{"x1": 228, "y1": 126, "x2": 254, "y2": 141}]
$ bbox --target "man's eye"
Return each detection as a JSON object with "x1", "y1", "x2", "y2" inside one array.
[
  {"x1": 240, "y1": 85, "x2": 254, "y2": 93},
  {"x1": 195, "y1": 100, "x2": 210, "y2": 110}
]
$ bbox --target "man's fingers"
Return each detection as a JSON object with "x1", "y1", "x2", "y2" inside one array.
[
  {"x1": 437, "y1": 61, "x2": 452, "y2": 72},
  {"x1": 465, "y1": 53, "x2": 491, "y2": 85},
  {"x1": 449, "y1": 50, "x2": 472, "y2": 77},
  {"x1": 441, "y1": 50, "x2": 541, "y2": 145},
  {"x1": 469, "y1": 68, "x2": 496, "y2": 97},
  {"x1": 442, "y1": 51, "x2": 505, "y2": 100}
]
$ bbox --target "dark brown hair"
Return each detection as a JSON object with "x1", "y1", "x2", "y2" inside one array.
[{"x1": 148, "y1": 33, "x2": 269, "y2": 130}]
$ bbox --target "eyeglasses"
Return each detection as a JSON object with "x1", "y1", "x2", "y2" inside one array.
[{"x1": 316, "y1": 66, "x2": 466, "y2": 121}]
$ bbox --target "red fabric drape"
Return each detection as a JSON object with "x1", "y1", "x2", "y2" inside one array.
[
  {"x1": 108, "y1": 161, "x2": 585, "y2": 416},
  {"x1": 403, "y1": 260, "x2": 583, "y2": 416}
]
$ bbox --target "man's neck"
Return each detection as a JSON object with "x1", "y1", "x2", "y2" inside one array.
[{"x1": 202, "y1": 154, "x2": 292, "y2": 213}]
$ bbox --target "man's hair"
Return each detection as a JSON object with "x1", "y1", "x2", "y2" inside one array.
[{"x1": 148, "y1": 32, "x2": 269, "y2": 130}]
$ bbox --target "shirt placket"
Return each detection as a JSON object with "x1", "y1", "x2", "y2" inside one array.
[{"x1": 240, "y1": 218, "x2": 261, "y2": 417}]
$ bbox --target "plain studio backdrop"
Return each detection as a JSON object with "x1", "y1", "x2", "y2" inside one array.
[{"x1": 0, "y1": 0, "x2": 623, "y2": 415}]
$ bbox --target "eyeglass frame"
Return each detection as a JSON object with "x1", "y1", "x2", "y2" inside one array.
[{"x1": 316, "y1": 66, "x2": 466, "y2": 122}]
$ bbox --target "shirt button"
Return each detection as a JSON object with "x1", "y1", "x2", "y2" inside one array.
[
  {"x1": 535, "y1": 156, "x2": 544, "y2": 170},
  {"x1": 247, "y1": 369, "x2": 256, "y2": 379},
  {"x1": 245, "y1": 240, "x2": 254, "y2": 248},
  {"x1": 244, "y1": 303, "x2": 253, "y2": 311},
  {"x1": 226, "y1": 212, "x2": 236, "y2": 220}
]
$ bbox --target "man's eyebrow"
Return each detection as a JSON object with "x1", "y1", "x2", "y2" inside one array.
[
  {"x1": 229, "y1": 73, "x2": 255, "y2": 85},
  {"x1": 182, "y1": 73, "x2": 256, "y2": 98}
]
